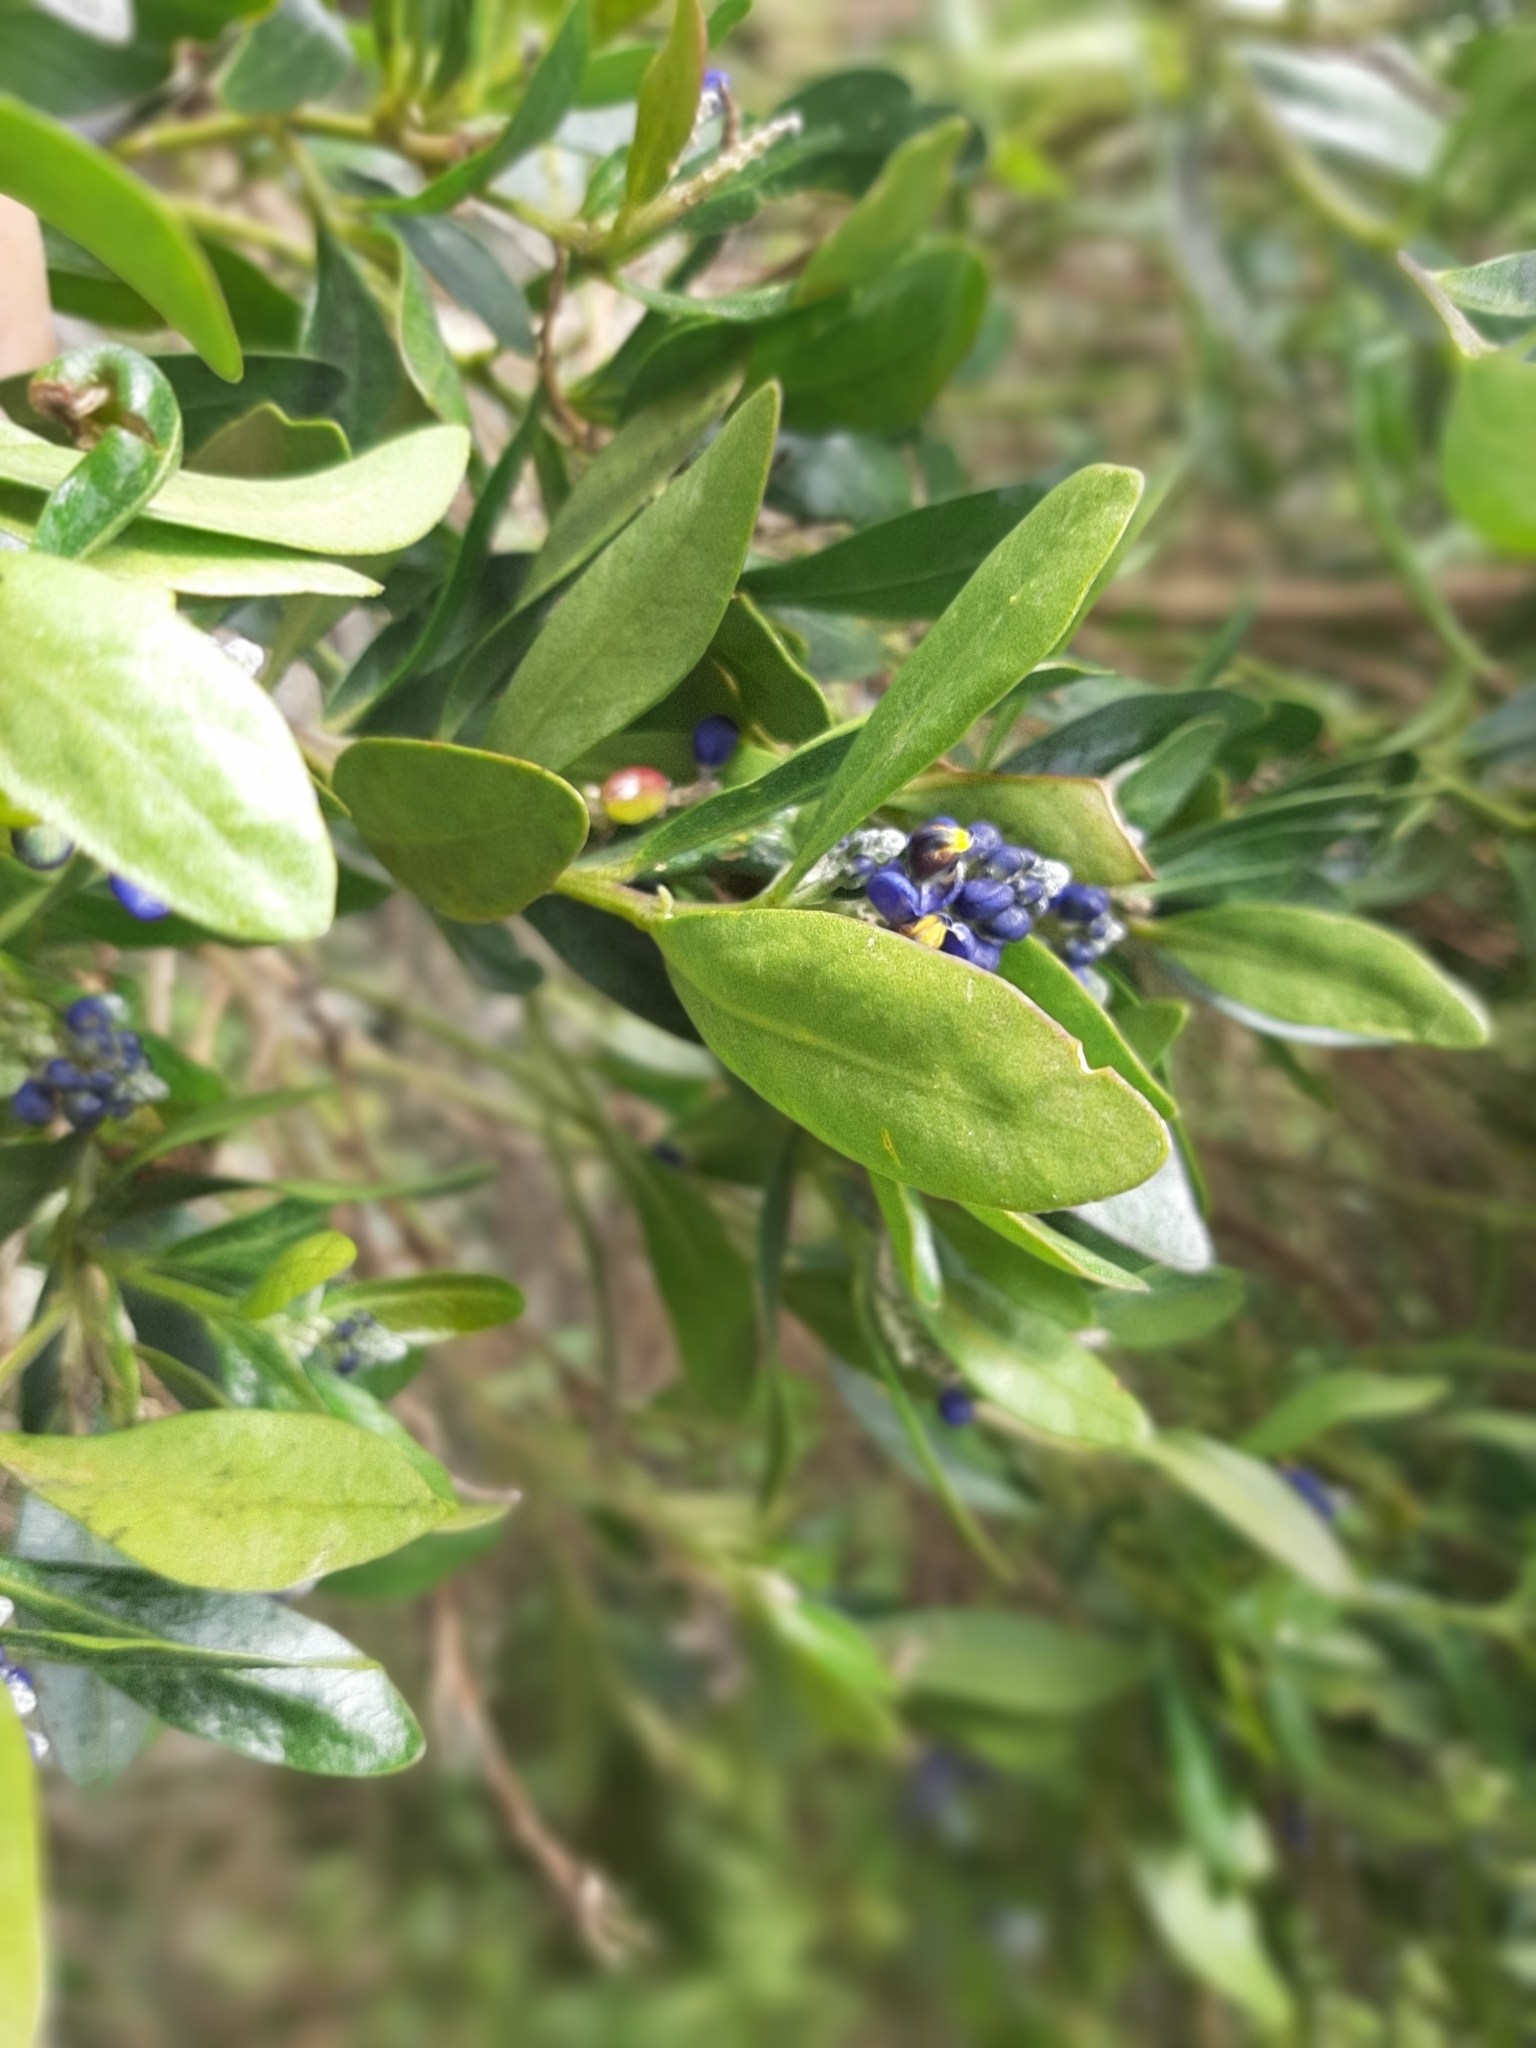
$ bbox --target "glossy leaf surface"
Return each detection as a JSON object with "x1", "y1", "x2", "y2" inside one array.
[
  {"x1": 1150, "y1": 905, "x2": 1489, "y2": 1049},
  {"x1": 333, "y1": 740, "x2": 589, "y2": 921},
  {"x1": 782, "y1": 464, "x2": 1143, "y2": 889},
  {"x1": 486, "y1": 385, "x2": 778, "y2": 768},
  {"x1": 658, "y1": 907, "x2": 1168, "y2": 1210},
  {"x1": 0, "y1": 1556, "x2": 423, "y2": 1775},
  {"x1": 0, "y1": 419, "x2": 471, "y2": 556},
  {"x1": 0, "y1": 1414, "x2": 452, "y2": 1592},
  {"x1": 0, "y1": 552, "x2": 335, "y2": 942},
  {"x1": 0, "y1": 94, "x2": 240, "y2": 379}
]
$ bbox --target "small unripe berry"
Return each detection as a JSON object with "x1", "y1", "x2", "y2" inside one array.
[
  {"x1": 12, "y1": 825, "x2": 73, "y2": 872},
  {"x1": 601, "y1": 766, "x2": 670, "y2": 826}
]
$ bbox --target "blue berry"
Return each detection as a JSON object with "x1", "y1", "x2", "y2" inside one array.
[
  {"x1": 333, "y1": 1318, "x2": 358, "y2": 1340},
  {"x1": 651, "y1": 1141, "x2": 686, "y2": 1168},
  {"x1": 1281, "y1": 1465, "x2": 1336, "y2": 1522},
  {"x1": 1062, "y1": 939, "x2": 1098, "y2": 969},
  {"x1": 115, "y1": 1032, "x2": 144, "y2": 1071},
  {"x1": 11, "y1": 825, "x2": 74, "y2": 871},
  {"x1": 907, "y1": 822, "x2": 971, "y2": 880},
  {"x1": 335, "y1": 1349, "x2": 360, "y2": 1374},
  {"x1": 869, "y1": 865, "x2": 921, "y2": 925},
  {"x1": 109, "y1": 876, "x2": 171, "y2": 922},
  {"x1": 986, "y1": 846, "x2": 1026, "y2": 879},
  {"x1": 965, "y1": 820, "x2": 1003, "y2": 857},
  {"x1": 916, "y1": 877, "x2": 961, "y2": 916},
  {"x1": 1052, "y1": 883, "x2": 1111, "y2": 924},
  {"x1": 1015, "y1": 874, "x2": 1049, "y2": 907},
  {"x1": 693, "y1": 715, "x2": 739, "y2": 771},
  {"x1": 65, "y1": 996, "x2": 117, "y2": 1034},
  {"x1": 953, "y1": 879, "x2": 1013, "y2": 922},
  {"x1": 936, "y1": 1386, "x2": 975, "y2": 1427},
  {"x1": 62, "y1": 1089, "x2": 108, "y2": 1130},
  {"x1": 11, "y1": 1080, "x2": 54, "y2": 1127},
  {"x1": 704, "y1": 65, "x2": 729, "y2": 92},
  {"x1": 42, "y1": 1059, "x2": 85, "y2": 1090},
  {"x1": 941, "y1": 924, "x2": 981, "y2": 964},
  {"x1": 983, "y1": 906, "x2": 1032, "y2": 944},
  {"x1": 971, "y1": 940, "x2": 1002, "y2": 973}
]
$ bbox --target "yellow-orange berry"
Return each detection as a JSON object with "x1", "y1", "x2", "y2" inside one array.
[{"x1": 602, "y1": 766, "x2": 670, "y2": 826}]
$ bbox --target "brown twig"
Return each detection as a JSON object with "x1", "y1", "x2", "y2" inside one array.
[
  {"x1": 430, "y1": 1587, "x2": 644, "y2": 1965},
  {"x1": 538, "y1": 245, "x2": 596, "y2": 451}
]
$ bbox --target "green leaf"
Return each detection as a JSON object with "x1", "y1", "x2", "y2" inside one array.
[
  {"x1": 752, "y1": 242, "x2": 987, "y2": 436},
  {"x1": 1114, "y1": 999, "x2": 1189, "y2": 1071},
  {"x1": 516, "y1": 361, "x2": 743, "y2": 613},
  {"x1": 332, "y1": 740, "x2": 590, "y2": 921},
  {"x1": 0, "y1": 1413, "x2": 451, "y2": 1592},
  {"x1": 30, "y1": 346, "x2": 183, "y2": 562},
  {"x1": 0, "y1": 553, "x2": 336, "y2": 942},
  {"x1": 1434, "y1": 1410, "x2": 1536, "y2": 1455},
  {"x1": 242, "y1": 1231, "x2": 357, "y2": 1319},
  {"x1": 189, "y1": 404, "x2": 350, "y2": 480},
  {"x1": 872, "y1": 1609, "x2": 1148, "y2": 1714},
  {"x1": 114, "y1": 1087, "x2": 327, "y2": 1178},
  {"x1": 884, "y1": 771, "x2": 1148, "y2": 885},
  {"x1": 919, "y1": 1295, "x2": 1152, "y2": 1449},
  {"x1": 778, "y1": 464, "x2": 1144, "y2": 892},
  {"x1": 998, "y1": 940, "x2": 1178, "y2": 1121},
  {"x1": 0, "y1": 1134, "x2": 85, "y2": 1241},
  {"x1": 320, "y1": 1272, "x2": 524, "y2": 1343},
  {"x1": 1442, "y1": 352, "x2": 1536, "y2": 553},
  {"x1": 1094, "y1": 1266, "x2": 1244, "y2": 1351},
  {"x1": 614, "y1": 1143, "x2": 756, "y2": 1414},
  {"x1": 597, "y1": 724, "x2": 856, "y2": 880},
  {"x1": 1002, "y1": 687, "x2": 1264, "y2": 778},
  {"x1": 485, "y1": 383, "x2": 779, "y2": 769},
  {"x1": 795, "y1": 116, "x2": 969, "y2": 303},
  {"x1": 0, "y1": 1554, "x2": 423, "y2": 1775},
  {"x1": 1139, "y1": 1433, "x2": 1355, "y2": 1595},
  {"x1": 0, "y1": 1685, "x2": 43, "y2": 2044},
  {"x1": 522, "y1": 894, "x2": 702, "y2": 1041},
  {"x1": 1118, "y1": 718, "x2": 1233, "y2": 834},
  {"x1": 382, "y1": 0, "x2": 590, "y2": 216},
  {"x1": 1070, "y1": 1150, "x2": 1213, "y2": 1274},
  {"x1": 1431, "y1": 250, "x2": 1536, "y2": 324},
  {"x1": 961, "y1": 1205, "x2": 1150, "y2": 1291},
  {"x1": 705, "y1": 593, "x2": 832, "y2": 742},
  {"x1": 1132, "y1": 1846, "x2": 1293, "y2": 2034},
  {"x1": 931, "y1": 1203, "x2": 1093, "y2": 1329},
  {"x1": 317, "y1": 1514, "x2": 508, "y2": 1600},
  {"x1": 303, "y1": 225, "x2": 403, "y2": 450},
  {"x1": 0, "y1": 486, "x2": 377, "y2": 599},
  {"x1": 397, "y1": 248, "x2": 471, "y2": 428},
  {"x1": 743, "y1": 482, "x2": 1049, "y2": 620},
  {"x1": 1241, "y1": 1371, "x2": 1447, "y2": 1458},
  {"x1": 0, "y1": 417, "x2": 471, "y2": 557},
  {"x1": 1150, "y1": 904, "x2": 1489, "y2": 1049},
  {"x1": 625, "y1": 0, "x2": 707, "y2": 209},
  {"x1": 389, "y1": 215, "x2": 532, "y2": 357},
  {"x1": 870, "y1": 1173, "x2": 942, "y2": 1307},
  {"x1": 0, "y1": 94, "x2": 241, "y2": 381},
  {"x1": 657, "y1": 907, "x2": 1168, "y2": 1210},
  {"x1": 219, "y1": 0, "x2": 353, "y2": 113},
  {"x1": 748, "y1": 1573, "x2": 899, "y2": 1750}
]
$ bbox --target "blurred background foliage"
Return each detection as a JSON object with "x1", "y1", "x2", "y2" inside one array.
[{"x1": 15, "y1": 0, "x2": 1536, "y2": 2040}]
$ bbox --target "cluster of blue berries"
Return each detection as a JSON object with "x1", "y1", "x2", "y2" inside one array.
[
  {"x1": 326, "y1": 1309, "x2": 409, "y2": 1378},
  {"x1": 11, "y1": 826, "x2": 169, "y2": 922},
  {"x1": 10, "y1": 993, "x2": 167, "y2": 1132},
  {"x1": 0, "y1": 1602, "x2": 47, "y2": 1762},
  {"x1": 859, "y1": 818, "x2": 1125, "y2": 979}
]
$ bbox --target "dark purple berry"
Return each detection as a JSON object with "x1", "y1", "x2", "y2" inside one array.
[
  {"x1": 651, "y1": 1141, "x2": 687, "y2": 1168},
  {"x1": 936, "y1": 1386, "x2": 975, "y2": 1427},
  {"x1": 941, "y1": 923, "x2": 981, "y2": 964},
  {"x1": 954, "y1": 879, "x2": 1013, "y2": 922},
  {"x1": 65, "y1": 996, "x2": 116, "y2": 1034},
  {"x1": 1062, "y1": 939, "x2": 1098, "y2": 968},
  {"x1": 42, "y1": 1059, "x2": 85, "y2": 1090},
  {"x1": 869, "y1": 865, "x2": 921, "y2": 925},
  {"x1": 109, "y1": 876, "x2": 171, "y2": 922},
  {"x1": 115, "y1": 1032, "x2": 144, "y2": 1070},
  {"x1": 61, "y1": 1089, "x2": 108, "y2": 1130},
  {"x1": 693, "y1": 715, "x2": 739, "y2": 771},
  {"x1": 983, "y1": 906, "x2": 1032, "y2": 944},
  {"x1": 971, "y1": 940, "x2": 1002, "y2": 974},
  {"x1": 907, "y1": 823, "x2": 971, "y2": 880},
  {"x1": 964, "y1": 821, "x2": 1003, "y2": 856},
  {"x1": 703, "y1": 65, "x2": 729, "y2": 92},
  {"x1": 1052, "y1": 883, "x2": 1111, "y2": 924},
  {"x1": 11, "y1": 1080, "x2": 55, "y2": 1126}
]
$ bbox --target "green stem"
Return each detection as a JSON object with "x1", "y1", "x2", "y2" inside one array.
[
  {"x1": 1432, "y1": 776, "x2": 1536, "y2": 837},
  {"x1": 172, "y1": 199, "x2": 313, "y2": 267},
  {"x1": 552, "y1": 867, "x2": 668, "y2": 930},
  {"x1": 0, "y1": 1301, "x2": 68, "y2": 1399}
]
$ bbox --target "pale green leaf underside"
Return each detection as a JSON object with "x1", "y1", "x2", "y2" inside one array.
[
  {"x1": 0, "y1": 419, "x2": 470, "y2": 557},
  {"x1": 0, "y1": 552, "x2": 336, "y2": 942},
  {"x1": 1140, "y1": 1432, "x2": 1356, "y2": 1595}
]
